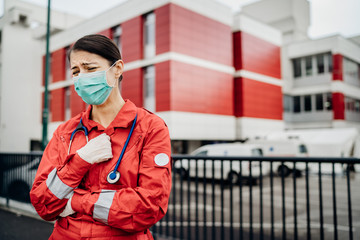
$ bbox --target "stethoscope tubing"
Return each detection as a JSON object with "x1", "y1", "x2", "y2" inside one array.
[{"x1": 68, "y1": 114, "x2": 138, "y2": 184}]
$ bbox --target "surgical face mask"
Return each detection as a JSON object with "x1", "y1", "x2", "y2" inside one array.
[{"x1": 73, "y1": 63, "x2": 117, "y2": 105}]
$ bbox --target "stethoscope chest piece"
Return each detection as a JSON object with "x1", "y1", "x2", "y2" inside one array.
[{"x1": 107, "y1": 171, "x2": 120, "y2": 184}]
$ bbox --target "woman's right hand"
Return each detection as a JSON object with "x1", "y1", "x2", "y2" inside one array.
[{"x1": 76, "y1": 133, "x2": 113, "y2": 164}]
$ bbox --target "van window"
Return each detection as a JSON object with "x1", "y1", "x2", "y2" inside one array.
[
  {"x1": 299, "y1": 144, "x2": 308, "y2": 153},
  {"x1": 251, "y1": 148, "x2": 263, "y2": 156},
  {"x1": 195, "y1": 150, "x2": 208, "y2": 156}
]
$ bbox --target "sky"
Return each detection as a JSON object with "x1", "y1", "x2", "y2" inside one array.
[{"x1": 22, "y1": 0, "x2": 360, "y2": 39}]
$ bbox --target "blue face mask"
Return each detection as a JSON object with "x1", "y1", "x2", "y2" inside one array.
[{"x1": 73, "y1": 63, "x2": 117, "y2": 105}]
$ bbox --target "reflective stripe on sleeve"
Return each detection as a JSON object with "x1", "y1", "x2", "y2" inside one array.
[
  {"x1": 46, "y1": 168, "x2": 74, "y2": 200},
  {"x1": 93, "y1": 190, "x2": 116, "y2": 225}
]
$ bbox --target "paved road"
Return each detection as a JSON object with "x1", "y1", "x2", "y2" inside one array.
[{"x1": 0, "y1": 208, "x2": 53, "y2": 240}]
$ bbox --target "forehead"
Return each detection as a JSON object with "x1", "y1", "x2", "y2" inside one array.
[{"x1": 70, "y1": 50, "x2": 108, "y2": 66}]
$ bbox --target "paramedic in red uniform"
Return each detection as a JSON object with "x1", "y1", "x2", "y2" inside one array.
[{"x1": 30, "y1": 34, "x2": 172, "y2": 240}]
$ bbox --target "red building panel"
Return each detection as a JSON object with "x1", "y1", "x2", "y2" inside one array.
[
  {"x1": 155, "y1": 4, "x2": 232, "y2": 66},
  {"x1": 122, "y1": 16, "x2": 143, "y2": 62},
  {"x1": 97, "y1": 28, "x2": 112, "y2": 38},
  {"x1": 70, "y1": 85, "x2": 86, "y2": 118},
  {"x1": 155, "y1": 5, "x2": 171, "y2": 54},
  {"x1": 234, "y1": 78, "x2": 283, "y2": 120},
  {"x1": 170, "y1": 61, "x2": 233, "y2": 115},
  {"x1": 233, "y1": 31, "x2": 281, "y2": 79},
  {"x1": 155, "y1": 61, "x2": 171, "y2": 111},
  {"x1": 332, "y1": 92, "x2": 345, "y2": 120},
  {"x1": 51, "y1": 48, "x2": 66, "y2": 83},
  {"x1": 121, "y1": 68, "x2": 143, "y2": 107},
  {"x1": 332, "y1": 54, "x2": 343, "y2": 81},
  {"x1": 50, "y1": 88, "x2": 65, "y2": 122}
]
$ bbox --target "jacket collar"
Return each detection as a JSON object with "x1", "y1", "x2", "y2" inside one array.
[{"x1": 81, "y1": 99, "x2": 137, "y2": 132}]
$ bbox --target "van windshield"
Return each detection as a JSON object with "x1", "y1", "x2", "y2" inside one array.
[
  {"x1": 299, "y1": 144, "x2": 308, "y2": 153},
  {"x1": 195, "y1": 150, "x2": 208, "y2": 156},
  {"x1": 251, "y1": 148, "x2": 263, "y2": 156}
]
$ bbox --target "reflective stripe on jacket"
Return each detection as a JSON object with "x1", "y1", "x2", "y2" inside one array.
[{"x1": 30, "y1": 100, "x2": 172, "y2": 239}]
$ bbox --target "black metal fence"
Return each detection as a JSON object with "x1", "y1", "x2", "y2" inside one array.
[
  {"x1": 1, "y1": 153, "x2": 359, "y2": 240},
  {"x1": 153, "y1": 155, "x2": 360, "y2": 240}
]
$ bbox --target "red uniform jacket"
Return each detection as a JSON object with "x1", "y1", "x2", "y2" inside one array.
[{"x1": 30, "y1": 100, "x2": 172, "y2": 239}]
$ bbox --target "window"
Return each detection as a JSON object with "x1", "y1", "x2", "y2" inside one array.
[
  {"x1": 315, "y1": 93, "x2": 323, "y2": 111},
  {"x1": 143, "y1": 12, "x2": 155, "y2": 58},
  {"x1": 304, "y1": 95, "x2": 312, "y2": 112},
  {"x1": 65, "y1": 46, "x2": 72, "y2": 80},
  {"x1": 316, "y1": 54, "x2": 324, "y2": 74},
  {"x1": 293, "y1": 58, "x2": 301, "y2": 78},
  {"x1": 305, "y1": 56, "x2": 312, "y2": 76},
  {"x1": 65, "y1": 87, "x2": 71, "y2": 121},
  {"x1": 327, "y1": 53, "x2": 333, "y2": 72},
  {"x1": 112, "y1": 25, "x2": 122, "y2": 52},
  {"x1": 195, "y1": 150, "x2": 208, "y2": 156},
  {"x1": 283, "y1": 95, "x2": 292, "y2": 112},
  {"x1": 293, "y1": 96, "x2": 301, "y2": 113},
  {"x1": 325, "y1": 93, "x2": 332, "y2": 110},
  {"x1": 143, "y1": 65, "x2": 155, "y2": 112}
]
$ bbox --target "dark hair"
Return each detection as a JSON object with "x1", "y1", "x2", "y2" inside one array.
[{"x1": 69, "y1": 34, "x2": 123, "y2": 81}]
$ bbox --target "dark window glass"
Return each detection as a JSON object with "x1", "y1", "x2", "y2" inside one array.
[
  {"x1": 294, "y1": 96, "x2": 301, "y2": 113},
  {"x1": 317, "y1": 54, "x2": 324, "y2": 74},
  {"x1": 305, "y1": 56, "x2": 312, "y2": 76},
  {"x1": 325, "y1": 93, "x2": 332, "y2": 110},
  {"x1": 327, "y1": 53, "x2": 333, "y2": 72},
  {"x1": 293, "y1": 58, "x2": 301, "y2": 78},
  {"x1": 304, "y1": 95, "x2": 312, "y2": 112},
  {"x1": 315, "y1": 93, "x2": 323, "y2": 111},
  {"x1": 283, "y1": 95, "x2": 292, "y2": 112}
]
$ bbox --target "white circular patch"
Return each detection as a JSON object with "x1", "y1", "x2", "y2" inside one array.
[{"x1": 154, "y1": 153, "x2": 170, "y2": 166}]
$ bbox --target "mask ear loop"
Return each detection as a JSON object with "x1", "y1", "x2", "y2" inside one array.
[{"x1": 106, "y1": 60, "x2": 120, "y2": 87}]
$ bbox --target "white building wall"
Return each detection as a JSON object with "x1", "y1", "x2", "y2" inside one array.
[
  {"x1": 0, "y1": 1, "x2": 84, "y2": 152},
  {"x1": 0, "y1": 24, "x2": 43, "y2": 152}
]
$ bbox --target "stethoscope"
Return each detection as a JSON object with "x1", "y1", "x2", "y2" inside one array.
[{"x1": 68, "y1": 114, "x2": 137, "y2": 184}]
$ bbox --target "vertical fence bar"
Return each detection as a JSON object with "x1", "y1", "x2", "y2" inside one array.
[
  {"x1": 171, "y1": 160, "x2": 176, "y2": 239},
  {"x1": 221, "y1": 160, "x2": 225, "y2": 240},
  {"x1": 346, "y1": 164, "x2": 353, "y2": 240},
  {"x1": 259, "y1": 161, "x2": 264, "y2": 240},
  {"x1": 195, "y1": 160, "x2": 199, "y2": 240},
  {"x1": 187, "y1": 159, "x2": 191, "y2": 240},
  {"x1": 230, "y1": 161, "x2": 234, "y2": 240},
  {"x1": 332, "y1": 162, "x2": 338, "y2": 240},
  {"x1": 281, "y1": 162, "x2": 286, "y2": 240},
  {"x1": 239, "y1": 161, "x2": 243, "y2": 240},
  {"x1": 270, "y1": 162, "x2": 274, "y2": 240},
  {"x1": 318, "y1": 162, "x2": 324, "y2": 240},
  {"x1": 249, "y1": 161, "x2": 253, "y2": 240},
  {"x1": 180, "y1": 159, "x2": 184, "y2": 240},
  {"x1": 203, "y1": 159, "x2": 207, "y2": 240},
  {"x1": 212, "y1": 160, "x2": 216, "y2": 240},
  {"x1": 293, "y1": 162, "x2": 298, "y2": 240},
  {"x1": 305, "y1": 161, "x2": 311, "y2": 240}
]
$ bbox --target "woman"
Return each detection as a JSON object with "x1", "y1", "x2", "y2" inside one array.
[{"x1": 30, "y1": 34, "x2": 172, "y2": 240}]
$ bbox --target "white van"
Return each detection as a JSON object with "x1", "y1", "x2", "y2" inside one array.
[
  {"x1": 174, "y1": 143, "x2": 266, "y2": 184},
  {"x1": 245, "y1": 139, "x2": 309, "y2": 177}
]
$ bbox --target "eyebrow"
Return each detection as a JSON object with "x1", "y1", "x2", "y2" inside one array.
[{"x1": 71, "y1": 62, "x2": 98, "y2": 70}]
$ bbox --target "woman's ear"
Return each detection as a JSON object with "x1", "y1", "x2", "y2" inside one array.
[{"x1": 114, "y1": 60, "x2": 124, "y2": 79}]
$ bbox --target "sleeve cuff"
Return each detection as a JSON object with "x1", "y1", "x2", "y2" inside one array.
[
  {"x1": 57, "y1": 153, "x2": 92, "y2": 187},
  {"x1": 71, "y1": 190, "x2": 100, "y2": 216}
]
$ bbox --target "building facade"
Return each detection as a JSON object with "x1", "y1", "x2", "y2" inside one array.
[{"x1": 0, "y1": 0, "x2": 359, "y2": 153}]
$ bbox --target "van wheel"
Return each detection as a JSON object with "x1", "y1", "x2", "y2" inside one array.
[
  {"x1": 277, "y1": 165, "x2": 291, "y2": 177},
  {"x1": 177, "y1": 167, "x2": 189, "y2": 179},
  {"x1": 8, "y1": 181, "x2": 30, "y2": 203},
  {"x1": 228, "y1": 171, "x2": 239, "y2": 184}
]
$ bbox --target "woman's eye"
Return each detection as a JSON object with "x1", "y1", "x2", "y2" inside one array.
[
  {"x1": 72, "y1": 71, "x2": 79, "y2": 76},
  {"x1": 88, "y1": 67, "x2": 97, "y2": 71}
]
